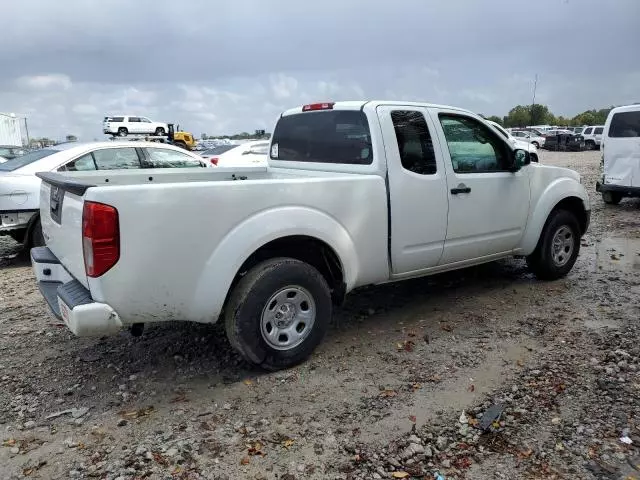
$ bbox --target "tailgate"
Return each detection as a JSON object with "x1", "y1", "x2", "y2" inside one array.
[{"x1": 37, "y1": 172, "x2": 95, "y2": 288}]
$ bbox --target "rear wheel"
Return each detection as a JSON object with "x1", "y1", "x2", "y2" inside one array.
[
  {"x1": 224, "y1": 258, "x2": 331, "y2": 370},
  {"x1": 532, "y1": 141, "x2": 540, "y2": 148},
  {"x1": 118, "y1": 127, "x2": 128, "y2": 137},
  {"x1": 155, "y1": 127, "x2": 165, "y2": 136},
  {"x1": 585, "y1": 140, "x2": 595, "y2": 150},
  {"x1": 526, "y1": 209, "x2": 581, "y2": 280},
  {"x1": 602, "y1": 191, "x2": 622, "y2": 205}
]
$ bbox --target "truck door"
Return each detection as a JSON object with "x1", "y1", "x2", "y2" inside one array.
[
  {"x1": 428, "y1": 108, "x2": 531, "y2": 265},
  {"x1": 376, "y1": 106, "x2": 449, "y2": 274}
]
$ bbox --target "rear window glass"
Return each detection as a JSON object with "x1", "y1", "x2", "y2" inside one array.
[
  {"x1": 270, "y1": 110, "x2": 372, "y2": 164},
  {"x1": 0, "y1": 149, "x2": 58, "y2": 171},
  {"x1": 203, "y1": 146, "x2": 235, "y2": 155},
  {"x1": 609, "y1": 112, "x2": 640, "y2": 138}
]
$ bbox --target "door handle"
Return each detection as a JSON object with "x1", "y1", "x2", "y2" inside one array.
[{"x1": 451, "y1": 184, "x2": 471, "y2": 195}]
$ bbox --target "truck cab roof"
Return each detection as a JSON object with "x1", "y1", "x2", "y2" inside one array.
[{"x1": 281, "y1": 100, "x2": 473, "y2": 117}]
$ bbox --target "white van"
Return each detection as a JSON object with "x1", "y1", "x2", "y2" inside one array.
[{"x1": 596, "y1": 104, "x2": 640, "y2": 204}]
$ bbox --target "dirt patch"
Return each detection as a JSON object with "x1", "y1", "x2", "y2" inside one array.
[{"x1": 1, "y1": 150, "x2": 639, "y2": 479}]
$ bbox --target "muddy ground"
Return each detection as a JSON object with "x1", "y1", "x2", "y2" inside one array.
[{"x1": 1, "y1": 150, "x2": 639, "y2": 480}]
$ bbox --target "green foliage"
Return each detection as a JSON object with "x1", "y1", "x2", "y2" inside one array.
[
  {"x1": 207, "y1": 131, "x2": 271, "y2": 140},
  {"x1": 494, "y1": 104, "x2": 614, "y2": 128},
  {"x1": 485, "y1": 115, "x2": 503, "y2": 124}
]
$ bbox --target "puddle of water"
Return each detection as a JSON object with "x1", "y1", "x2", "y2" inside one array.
[{"x1": 595, "y1": 237, "x2": 640, "y2": 271}]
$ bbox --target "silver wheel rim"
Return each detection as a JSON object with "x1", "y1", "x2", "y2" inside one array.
[
  {"x1": 260, "y1": 286, "x2": 316, "y2": 351},
  {"x1": 551, "y1": 226, "x2": 574, "y2": 267}
]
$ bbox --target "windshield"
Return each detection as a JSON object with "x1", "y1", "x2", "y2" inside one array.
[
  {"x1": 0, "y1": 149, "x2": 58, "y2": 172},
  {"x1": 203, "y1": 145, "x2": 236, "y2": 155}
]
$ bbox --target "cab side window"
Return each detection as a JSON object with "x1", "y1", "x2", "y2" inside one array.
[
  {"x1": 93, "y1": 148, "x2": 141, "y2": 169},
  {"x1": 439, "y1": 114, "x2": 509, "y2": 173},
  {"x1": 59, "y1": 153, "x2": 96, "y2": 172},
  {"x1": 390, "y1": 110, "x2": 437, "y2": 175}
]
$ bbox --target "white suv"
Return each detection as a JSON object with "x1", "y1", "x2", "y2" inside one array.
[
  {"x1": 580, "y1": 125, "x2": 604, "y2": 150},
  {"x1": 103, "y1": 116, "x2": 169, "y2": 137}
]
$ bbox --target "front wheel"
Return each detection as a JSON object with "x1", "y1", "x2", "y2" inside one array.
[
  {"x1": 118, "y1": 127, "x2": 128, "y2": 137},
  {"x1": 526, "y1": 209, "x2": 581, "y2": 280},
  {"x1": 224, "y1": 258, "x2": 331, "y2": 370},
  {"x1": 155, "y1": 127, "x2": 165, "y2": 136},
  {"x1": 532, "y1": 141, "x2": 540, "y2": 148},
  {"x1": 602, "y1": 191, "x2": 622, "y2": 205},
  {"x1": 173, "y1": 141, "x2": 187, "y2": 149}
]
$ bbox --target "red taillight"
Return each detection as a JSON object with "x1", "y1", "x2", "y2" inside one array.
[
  {"x1": 210, "y1": 157, "x2": 218, "y2": 165},
  {"x1": 82, "y1": 201, "x2": 119, "y2": 278},
  {"x1": 302, "y1": 102, "x2": 335, "y2": 112}
]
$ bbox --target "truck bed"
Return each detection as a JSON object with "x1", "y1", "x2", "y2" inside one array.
[{"x1": 36, "y1": 166, "x2": 390, "y2": 326}]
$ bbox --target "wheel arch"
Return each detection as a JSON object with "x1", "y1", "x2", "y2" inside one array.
[
  {"x1": 519, "y1": 179, "x2": 590, "y2": 255},
  {"x1": 187, "y1": 207, "x2": 358, "y2": 324}
]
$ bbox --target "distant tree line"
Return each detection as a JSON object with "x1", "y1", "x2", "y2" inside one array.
[
  {"x1": 483, "y1": 104, "x2": 615, "y2": 128},
  {"x1": 201, "y1": 130, "x2": 271, "y2": 141}
]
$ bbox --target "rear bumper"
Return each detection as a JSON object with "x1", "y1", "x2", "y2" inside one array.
[
  {"x1": 0, "y1": 209, "x2": 37, "y2": 233},
  {"x1": 31, "y1": 247, "x2": 122, "y2": 336},
  {"x1": 596, "y1": 182, "x2": 640, "y2": 198}
]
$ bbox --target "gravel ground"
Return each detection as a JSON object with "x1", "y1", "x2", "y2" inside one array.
[{"x1": 1, "y1": 150, "x2": 639, "y2": 480}]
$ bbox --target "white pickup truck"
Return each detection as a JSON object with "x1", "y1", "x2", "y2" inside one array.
[{"x1": 31, "y1": 101, "x2": 590, "y2": 370}]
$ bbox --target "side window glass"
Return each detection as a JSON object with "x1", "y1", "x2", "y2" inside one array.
[
  {"x1": 594, "y1": 127, "x2": 603, "y2": 134},
  {"x1": 62, "y1": 153, "x2": 97, "y2": 172},
  {"x1": 143, "y1": 148, "x2": 203, "y2": 168},
  {"x1": 439, "y1": 114, "x2": 508, "y2": 173},
  {"x1": 128, "y1": 117, "x2": 140, "y2": 123},
  {"x1": 390, "y1": 110, "x2": 437, "y2": 175},
  {"x1": 141, "y1": 118, "x2": 151, "y2": 123},
  {"x1": 93, "y1": 148, "x2": 141, "y2": 170},
  {"x1": 584, "y1": 128, "x2": 593, "y2": 134},
  {"x1": 609, "y1": 112, "x2": 640, "y2": 138}
]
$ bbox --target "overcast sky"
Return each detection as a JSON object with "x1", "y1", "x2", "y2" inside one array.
[{"x1": 1, "y1": 0, "x2": 638, "y2": 141}]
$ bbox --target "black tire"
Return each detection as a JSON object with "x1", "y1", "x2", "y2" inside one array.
[
  {"x1": 526, "y1": 209, "x2": 581, "y2": 281},
  {"x1": 531, "y1": 153, "x2": 538, "y2": 163},
  {"x1": 602, "y1": 191, "x2": 622, "y2": 205},
  {"x1": 532, "y1": 141, "x2": 540, "y2": 148},
  {"x1": 118, "y1": 127, "x2": 128, "y2": 137},
  {"x1": 155, "y1": 127, "x2": 165, "y2": 136},
  {"x1": 30, "y1": 218, "x2": 45, "y2": 248},
  {"x1": 224, "y1": 258, "x2": 331, "y2": 370},
  {"x1": 173, "y1": 141, "x2": 187, "y2": 150},
  {"x1": 585, "y1": 140, "x2": 595, "y2": 150}
]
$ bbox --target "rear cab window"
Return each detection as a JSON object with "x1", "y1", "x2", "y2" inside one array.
[{"x1": 270, "y1": 109, "x2": 372, "y2": 164}]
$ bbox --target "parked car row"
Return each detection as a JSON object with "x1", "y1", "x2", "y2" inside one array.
[
  {"x1": 509, "y1": 125, "x2": 605, "y2": 151},
  {"x1": 0, "y1": 142, "x2": 205, "y2": 247}
]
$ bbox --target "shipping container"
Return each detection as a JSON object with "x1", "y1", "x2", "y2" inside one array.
[{"x1": 0, "y1": 114, "x2": 23, "y2": 146}]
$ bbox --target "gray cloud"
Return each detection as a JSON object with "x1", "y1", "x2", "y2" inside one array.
[{"x1": 1, "y1": 0, "x2": 638, "y2": 140}]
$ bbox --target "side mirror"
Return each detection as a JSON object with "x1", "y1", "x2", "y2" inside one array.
[{"x1": 510, "y1": 149, "x2": 530, "y2": 171}]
